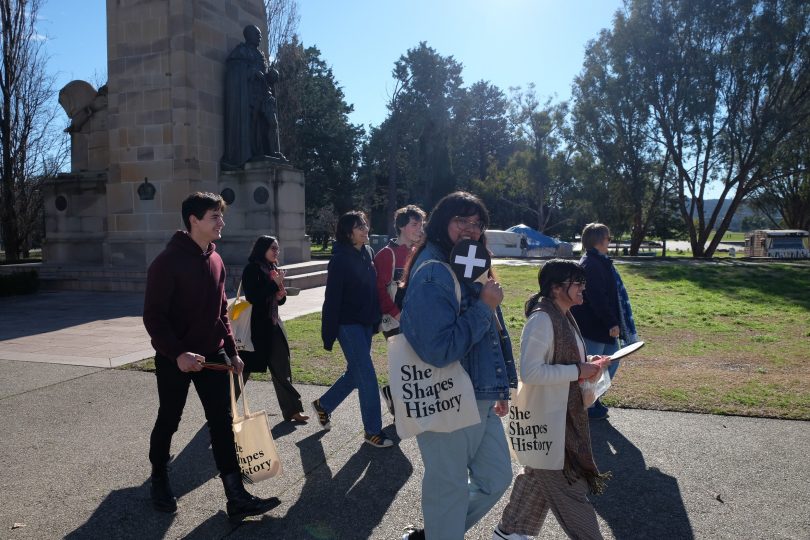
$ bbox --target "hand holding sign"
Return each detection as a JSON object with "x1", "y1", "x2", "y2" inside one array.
[
  {"x1": 450, "y1": 240, "x2": 502, "y2": 309},
  {"x1": 450, "y1": 240, "x2": 490, "y2": 281},
  {"x1": 480, "y1": 278, "x2": 504, "y2": 309}
]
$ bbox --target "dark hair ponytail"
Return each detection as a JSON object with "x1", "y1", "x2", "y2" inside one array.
[{"x1": 524, "y1": 292, "x2": 543, "y2": 317}]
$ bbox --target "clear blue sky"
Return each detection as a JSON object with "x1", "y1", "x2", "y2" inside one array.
[{"x1": 40, "y1": 0, "x2": 624, "y2": 129}]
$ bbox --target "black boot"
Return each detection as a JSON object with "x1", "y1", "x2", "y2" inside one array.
[
  {"x1": 221, "y1": 472, "x2": 280, "y2": 523},
  {"x1": 150, "y1": 465, "x2": 177, "y2": 513}
]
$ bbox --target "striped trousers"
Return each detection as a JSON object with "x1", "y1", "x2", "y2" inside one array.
[{"x1": 498, "y1": 467, "x2": 603, "y2": 540}]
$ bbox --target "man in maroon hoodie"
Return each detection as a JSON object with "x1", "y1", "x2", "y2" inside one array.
[{"x1": 143, "y1": 192, "x2": 278, "y2": 522}]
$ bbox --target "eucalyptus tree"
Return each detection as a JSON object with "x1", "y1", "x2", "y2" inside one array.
[
  {"x1": 749, "y1": 125, "x2": 810, "y2": 231},
  {"x1": 624, "y1": 0, "x2": 810, "y2": 256},
  {"x1": 572, "y1": 21, "x2": 671, "y2": 255},
  {"x1": 504, "y1": 86, "x2": 575, "y2": 233}
]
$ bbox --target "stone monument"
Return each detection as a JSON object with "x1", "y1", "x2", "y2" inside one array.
[
  {"x1": 43, "y1": 0, "x2": 309, "y2": 285},
  {"x1": 222, "y1": 24, "x2": 286, "y2": 169}
]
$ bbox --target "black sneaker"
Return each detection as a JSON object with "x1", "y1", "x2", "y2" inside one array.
[
  {"x1": 311, "y1": 399, "x2": 331, "y2": 430},
  {"x1": 402, "y1": 526, "x2": 425, "y2": 540},
  {"x1": 380, "y1": 385, "x2": 395, "y2": 417},
  {"x1": 364, "y1": 431, "x2": 394, "y2": 448}
]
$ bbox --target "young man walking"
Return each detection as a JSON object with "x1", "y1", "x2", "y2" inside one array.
[
  {"x1": 373, "y1": 205, "x2": 425, "y2": 416},
  {"x1": 143, "y1": 192, "x2": 278, "y2": 522}
]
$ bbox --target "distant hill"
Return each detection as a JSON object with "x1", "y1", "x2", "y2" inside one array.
[{"x1": 692, "y1": 199, "x2": 757, "y2": 231}]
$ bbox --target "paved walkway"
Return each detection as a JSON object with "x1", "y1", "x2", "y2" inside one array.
[
  {"x1": 0, "y1": 287, "x2": 325, "y2": 368},
  {"x1": 1, "y1": 282, "x2": 808, "y2": 539},
  {"x1": 1, "y1": 361, "x2": 808, "y2": 539}
]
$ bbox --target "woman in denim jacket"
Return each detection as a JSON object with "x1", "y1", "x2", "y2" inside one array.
[{"x1": 399, "y1": 192, "x2": 518, "y2": 540}]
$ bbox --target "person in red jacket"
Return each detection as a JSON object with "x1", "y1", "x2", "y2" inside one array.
[
  {"x1": 142, "y1": 192, "x2": 278, "y2": 522},
  {"x1": 373, "y1": 204, "x2": 425, "y2": 416}
]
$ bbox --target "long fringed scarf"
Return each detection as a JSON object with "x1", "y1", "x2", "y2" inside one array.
[{"x1": 533, "y1": 297, "x2": 610, "y2": 494}]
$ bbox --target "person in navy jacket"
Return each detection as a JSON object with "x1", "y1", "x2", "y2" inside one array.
[
  {"x1": 311, "y1": 211, "x2": 392, "y2": 448},
  {"x1": 571, "y1": 222, "x2": 624, "y2": 420}
]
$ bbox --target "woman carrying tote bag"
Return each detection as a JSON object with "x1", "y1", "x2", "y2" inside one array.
[
  {"x1": 238, "y1": 235, "x2": 308, "y2": 423},
  {"x1": 398, "y1": 191, "x2": 517, "y2": 540},
  {"x1": 493, "y1": 259, "x2": 611, "y2": 540}
]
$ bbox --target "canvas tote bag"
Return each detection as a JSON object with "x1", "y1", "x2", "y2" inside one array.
[
  {"x1": 229, "y1": 372, "x2": 282, "y2": 483},
  {"x1": 227, "y1": 282, "x2": 254, "y2": 352},
  {"x1": 388, "y1": 260, "x2": 481, "y2": 439},
  {"x1": 507, "y1": 381, "x2": 567, "y2": 470}
]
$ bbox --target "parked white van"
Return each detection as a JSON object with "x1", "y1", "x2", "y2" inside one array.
[{"x1": 485, "y1": 230, "x2": 522, "y2": 257}]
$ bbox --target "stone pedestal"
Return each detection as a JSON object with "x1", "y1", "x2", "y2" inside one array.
[
  {"x1": 42, "y1": 172, "x2": 108, "y2": 265},
  {"x1": 217, "y1": 162, "x2": 310, "y2": 266},
  {"x1": 42, "y1": 1, "x2": 311, "y2": 282}
]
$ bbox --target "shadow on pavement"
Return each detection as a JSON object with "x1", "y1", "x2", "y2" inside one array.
[
  {"x1": 243, "y1": 427, "x2": 413, "y2": 539},
  {"x1": 589, "y1": 419, "x2": 694, "y2": 540},
  {"x1": 66, "y1": 425, "x2": 234, "y2": 539},
  {"x1": 0, "y1": 291, "x2": 144, "y2": 340}
]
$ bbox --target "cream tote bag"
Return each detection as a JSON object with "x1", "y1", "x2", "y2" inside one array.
[
  {"x1": 388, "y1": 260, "x2": 481, "y2": 439},
  {"x1": 507, "y1": 381, "x2": 567, "y2": 470},
  {"x1": 229, "y1": 373, "x2": 282, "y2": 483},
  {"x1": 227, "y1": 282, "x2": 254, "y2": 352}
]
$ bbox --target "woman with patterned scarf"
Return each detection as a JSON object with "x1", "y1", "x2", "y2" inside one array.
[
  {"x1": 571, "y1": 223, "x2": 638, "y2": 420},
  {"x1": 494, "y1": 259, "x2": 611, "y2": 540},
  {"x1": 238, "y1": 235, "x2": 309, "y2": 422}
]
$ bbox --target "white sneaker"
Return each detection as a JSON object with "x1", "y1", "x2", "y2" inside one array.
[{"x1": 493, "y1": 524, "x2": 531, "y2": 540}]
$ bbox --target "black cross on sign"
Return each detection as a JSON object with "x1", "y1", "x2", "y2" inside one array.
[{"x1": 450, "y1": 240, "x2": 491, "y2": 282}]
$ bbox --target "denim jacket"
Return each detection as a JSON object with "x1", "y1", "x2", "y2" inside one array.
[{"x1": 399, "y1": 242, "x2": 518, "y2": 400}]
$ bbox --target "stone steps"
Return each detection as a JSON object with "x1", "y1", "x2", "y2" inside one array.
[{"x1": 1, "y1": 260, "x2": 330, "y2": 293}]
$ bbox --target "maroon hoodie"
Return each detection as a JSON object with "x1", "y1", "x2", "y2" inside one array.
[{"x1": 143, "y1": 231, "x2": 237, "y2": 361}]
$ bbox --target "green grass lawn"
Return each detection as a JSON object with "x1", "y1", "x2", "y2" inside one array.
[{"x1": 123, "y1": 259, "x2": 810, "y2": 420}]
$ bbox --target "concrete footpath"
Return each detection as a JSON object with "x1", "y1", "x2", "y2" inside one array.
[{"x1": 1, "y1": 290, "x2": 809, "y2": 539}]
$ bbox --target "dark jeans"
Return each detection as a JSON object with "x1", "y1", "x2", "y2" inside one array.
[
  {"x1": 149, "y1": 349, "x2": 239, "y2": 476},
  {"x1": 240, "y1": 325, "x2": 304, "y2": 420}
]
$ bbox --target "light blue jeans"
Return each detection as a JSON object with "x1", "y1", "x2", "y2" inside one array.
[
  {"x1": 583, "y1": 337, "x2": 621, "y2": 379},
  {"x1": 319, "y1": 324, "x2": 383, "y2": 435},
  {"x1": 415, "y1": 400, "x2": 513, "y2": 540}
]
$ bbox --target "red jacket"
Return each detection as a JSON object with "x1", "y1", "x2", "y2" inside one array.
[
  {"x1": 373, "y1": 239, "x2": 413, "y2": 317},
  {"x1": 143, "y1": 231, "x2": 237, "y2": 360}
]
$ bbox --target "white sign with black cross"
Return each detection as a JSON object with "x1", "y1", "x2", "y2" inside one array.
[{"x1": 450, "y1": 239, "x2": 491, "y2": 282}]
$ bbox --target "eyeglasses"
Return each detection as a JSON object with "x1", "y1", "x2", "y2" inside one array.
[
  {"x1": 269, "y1": 245, "x2": 280, "y2": 252},
  {"x1": 452, "y1": 216, "x2": 486, "y2": 233}
]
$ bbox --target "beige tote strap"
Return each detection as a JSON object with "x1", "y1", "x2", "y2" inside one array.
[{"x1": 229, "y1": 371, "x2": 251, "y2": 420}]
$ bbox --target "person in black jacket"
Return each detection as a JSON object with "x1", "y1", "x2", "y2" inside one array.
[
  {"x1": 571, "y1": 223, "x2": 622, "y2": 420},
  {"x1": 312, "y1": 211, "x2": 393, "y2": 448},
  {"x1": 239, "y1": 235, "x2": 308, "y2": 422}
]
